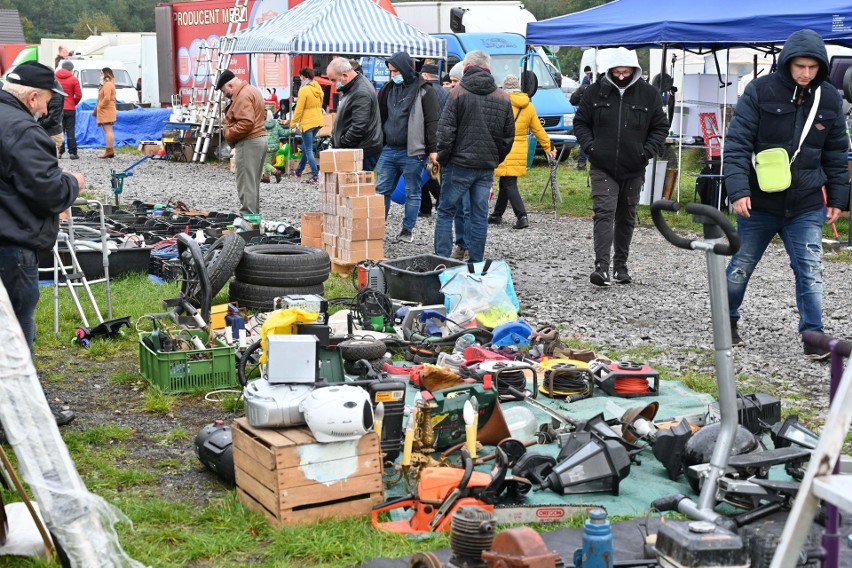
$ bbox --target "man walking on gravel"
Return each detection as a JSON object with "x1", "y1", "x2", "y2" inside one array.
[
  {"x1": 0, "y1": 61, "x2": 83, "y2": 425},
  {"x1": 723, "y1": 29, "x2": 849, "y2": 361},
  {"x1": 434, "y1": 50, "x2": 514, "y2": 263},
  {"x1": 573, "y1": 48, "x2": 668, "y2": 287},
  {"x1": 217, "y1": 70, "x2": 267, "y2": 216}
]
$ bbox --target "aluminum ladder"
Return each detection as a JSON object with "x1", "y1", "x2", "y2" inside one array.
[
  {"x1": 770, "y1": 333, "x2": 852, "y2": 568},
  {"x1": 192, "y1": 0, "x2": 250, "y2": 163}
]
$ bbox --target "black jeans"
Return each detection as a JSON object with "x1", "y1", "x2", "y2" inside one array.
[
  {"x1": 492, "y1": 176, "x2": 526, "y2": 219},
  {"x1": 59, "y1": 110, "x2": 77, "y2": 155},
  {"x1": 0, "y1": 246, "x2": 40, "y2": 354},
  {"x1": 590, "y1": 166, "x2": 642, "y2": 272},
  {"x1": 420, "y1": 178, "x2": 441, "y2": 215}
]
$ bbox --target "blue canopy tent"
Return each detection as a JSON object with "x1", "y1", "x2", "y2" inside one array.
[
  {"x1": 229, "y1": 0, "x2": 446, "y2": 58},
  {"x1": 526, "y1": 0, "x2": 852, "y2": 50}
]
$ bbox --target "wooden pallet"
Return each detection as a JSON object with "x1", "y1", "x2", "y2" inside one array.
[{"x1": 232, "y1": 418, "x2": 383, "y2": 527}]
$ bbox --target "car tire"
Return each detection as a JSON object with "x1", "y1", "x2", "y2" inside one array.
[
  {"x1": 228, "y1": 279, "x2": 324, "y2": 311},
  {"x1": 203, "y1": 233, "x2": 245, "y2": 299},
  {"x1": 235, "y1": 244, "x2": 330, "y2": 287}
]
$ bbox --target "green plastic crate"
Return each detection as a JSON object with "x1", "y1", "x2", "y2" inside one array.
[{"x1": 138, "y1": 329, "x2": 236, "y2": 393}]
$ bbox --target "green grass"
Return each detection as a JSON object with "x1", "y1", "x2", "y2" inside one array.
[{"x1": 11, "y1": 151, "x2": 847, "y2": 566}]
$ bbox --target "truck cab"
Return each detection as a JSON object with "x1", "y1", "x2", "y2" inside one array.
[{"x1": 435, "y1": 32, "x2": 575, "y2": 152}]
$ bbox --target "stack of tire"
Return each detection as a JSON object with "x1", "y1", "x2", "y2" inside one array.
[
  {"x1": 228, "y1": 244, "x2": 331, "y2": 311},
  {"x1": 337, "y1": 337, "x2": 388, "y2": 376}
]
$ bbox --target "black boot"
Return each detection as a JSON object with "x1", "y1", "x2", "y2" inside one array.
[
  {"x1": 730, "y1": 317, "x2": 744, "y2": 347},
  {"x1": 513, "y1": 216, "x2": 529, "y2": 229}
]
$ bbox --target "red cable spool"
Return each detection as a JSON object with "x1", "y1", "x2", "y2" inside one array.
[{"x1": 597, "y1": 361, "x2": 660, "y2": 398}]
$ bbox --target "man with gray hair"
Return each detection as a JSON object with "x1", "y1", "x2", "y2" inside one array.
[
  {"x1": 326, "y1": 57, "x2": 382, "y2": 171},
  {"x1": 434, "y1": 50, "x2": 514, "y2": 262},
  {"x1": 0, "y1": 61, "x2": 83, "y2": 356}
]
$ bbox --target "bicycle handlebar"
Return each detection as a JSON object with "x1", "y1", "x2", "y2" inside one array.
[{"x1": 650, "y1": 200, "x2": 740, "y2": 256}]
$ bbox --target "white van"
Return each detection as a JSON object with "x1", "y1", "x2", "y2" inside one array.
[{"x1": 66, "y1": 58, "x2": 138, "y2": 105}]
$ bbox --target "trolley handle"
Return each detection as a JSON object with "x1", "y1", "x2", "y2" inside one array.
[
  {"x1": 650, "y1": 200, "x2": 739, "y2": 256},
  {"x1": 803, "y1": 331, "x2": 852, "y2": 358}
]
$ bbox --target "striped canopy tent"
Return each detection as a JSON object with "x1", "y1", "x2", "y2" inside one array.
[{"x1": 229, "y1": 0, "x2": 446, "y2": 59}]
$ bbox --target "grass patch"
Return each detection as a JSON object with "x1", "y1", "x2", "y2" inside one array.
[{"x1": 143, "y1": 387, "x2": 178, "y2": 414}]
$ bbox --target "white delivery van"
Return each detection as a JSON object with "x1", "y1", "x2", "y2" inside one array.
[{"x1": 66, "y1": 58, "x2": 138, "y2": 105}]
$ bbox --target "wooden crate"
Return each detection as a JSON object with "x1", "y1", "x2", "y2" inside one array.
[{"x1": 232, "y1": 418, "x2": 383, "y2": 527}]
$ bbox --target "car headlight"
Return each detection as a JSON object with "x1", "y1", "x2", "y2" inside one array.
[{"x1": 563, "y1": 113, "x2": 574, "y2": 127}]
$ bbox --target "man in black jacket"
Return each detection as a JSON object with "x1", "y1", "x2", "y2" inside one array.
[
  {"x1": 327, "y1": 58, "x2": 382, "y2": 171},
  {"x1": 38, "y1": 91, "x2": 65, "y2": 157},
  {"x1": 376, "y1": 52, "x2": 439, "y2": 243},
  {"x1": 573, "y1": 48, "x2": 668, "y2": 287},
  {"x1": 0, "y1": 61, "x2": 82, "y2": 356},
  {"x1": 434, "y1": 50, "x2": 514, "y2": 263},
  {"x1": 723, "y1": 29, "x2": 849, "y2": 360}
]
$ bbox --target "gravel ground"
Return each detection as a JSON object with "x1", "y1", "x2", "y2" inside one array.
[{"x1": 69, "y1": 148, "x2": 850, "y2": 421}]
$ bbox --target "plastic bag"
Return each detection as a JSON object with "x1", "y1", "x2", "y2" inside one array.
[{"x1": 439, "y1": 260, "x2": 520, "y2": 329}]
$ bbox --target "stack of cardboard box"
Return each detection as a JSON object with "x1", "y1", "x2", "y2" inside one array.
[{"x1": 316, "y1": 149, "x2": 385, "y2": 264}]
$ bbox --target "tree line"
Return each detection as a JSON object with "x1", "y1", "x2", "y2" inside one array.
[{"x1": 0, "y1": 0, "x2": 159, "y2": 42}]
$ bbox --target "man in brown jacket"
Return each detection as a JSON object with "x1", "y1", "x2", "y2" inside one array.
[{"x1": 216, "y1": 70, "x2": 266, "y2": 215}]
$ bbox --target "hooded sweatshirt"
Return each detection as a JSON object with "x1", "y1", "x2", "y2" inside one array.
[
  {"x1": 378, "y1": 52, "x2": 439, "y2": 156},
  {"x1": 55, "y1": 68, "x2": 82, "y2": 110},
  {"x1": 572, "y1": 47, "x2": 669, "y2": 180},
  {"x1": 724, "y1": 28, "x2": 849, "y2": 217},
  {"x1": 380, "y1": 52, "x2": 419, "y2": 148}
]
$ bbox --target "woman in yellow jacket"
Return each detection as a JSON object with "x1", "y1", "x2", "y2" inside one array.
[
  {"x1": 291, "y1": 67, "x2": 324, "y2": 183},
  {"x1": 490, "y1": 74, "x2": 555, "y2": 229},
  {"x1": 94, "y1": 67, "x2": 117, "y2": 158}
]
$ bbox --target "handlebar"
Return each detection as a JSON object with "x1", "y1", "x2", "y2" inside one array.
[
  {"x1": 650, "y1": 200, "x2": 740, "y2": 256},
  {"x1": 803, "y1": 331, "x2": 852, "y2": 358}
]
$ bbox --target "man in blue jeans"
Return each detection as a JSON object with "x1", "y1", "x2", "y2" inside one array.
[
  {"x1": 0, "y1": 61, "x2": 82, "y2": 426},
  {"x1": 376, "y1": 52, "x2": 439, "y2": 243},
  {"x1": 723, "y1": 29, "x2": 849, "y2": 361},
  {"x1": 435, "y1": 50, "x2": 514, "y2": 263}
]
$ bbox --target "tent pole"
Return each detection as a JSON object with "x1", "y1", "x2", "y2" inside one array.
[
  {"x1": 676, "y1": 47, "x2": 685, "y2": 204},
  {"x1": 650, "y1": 44, "x2": 668, "y2": 205}
]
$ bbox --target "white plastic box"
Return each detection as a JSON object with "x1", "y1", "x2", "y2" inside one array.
[{"x1": 266, "y1": 335, "x2": 318, "y2": 384}]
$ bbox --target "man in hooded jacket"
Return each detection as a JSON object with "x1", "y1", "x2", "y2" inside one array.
[
  {"x1": 723, "y1": 29, "x2": 849, "y2": 360},
  {"x1": 573, "y1": 48, "x2": 668, "y2": 287},
  {"x1": 376, "y1": 51, "x2": 439, "y2": 243},
  {"x1": 434, "y1": 50, "x2": 515, "y2": 263}
]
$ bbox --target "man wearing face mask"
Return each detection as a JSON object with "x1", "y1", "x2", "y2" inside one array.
[
  {"x1": 376, "y1": 51, "x2": 439, "y2": 243},
  {"x1": 216, "y1": 69, "x2": 267, "y2": 215},
  {"x1": 573, "y1": 48, "x2": 668, "y2": 287},
  {"x1": 326, "y1": 57, "x2": 382, "y2": 171},
  {"x1": 0, "y1": 61, "x2": 83, "y2": 356}
]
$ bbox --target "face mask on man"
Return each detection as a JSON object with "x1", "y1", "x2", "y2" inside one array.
[
  {"x1": 391, "y1": 74, "x2": 404, "y2": 85},
  {"x1": 33, "y1": 112, "x2": 41, "y2": 120},
  {"x1": 336, "y1": 82, "x2": 344, "y2": 90}
]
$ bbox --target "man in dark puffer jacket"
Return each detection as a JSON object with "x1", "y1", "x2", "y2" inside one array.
[
  {"x1": 573, "y1": 47, "x2": 669, "y2": 287},
  {"x1": 724, "y1": 29, "x2": 849, "y2": 360},
  {"x1": 434, "y1": 50, "x2": 514, "y2": 263}
]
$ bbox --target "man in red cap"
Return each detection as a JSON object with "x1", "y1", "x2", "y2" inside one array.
[{"x1": 216, "y1": 69, "x2": 267, "y2": 215}]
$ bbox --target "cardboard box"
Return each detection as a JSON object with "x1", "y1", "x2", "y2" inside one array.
[
  {"x1": 139, "y1": 141, "x2": 162, "y2": 157},
  {"x1": 232, "y1": 418, "x2": 382, "y2": 528},
  {"x1": 338, "y1": 194, "x2": 384, "y2": 218},
  {"x1": 339, "y1": 217, "x2": 386, "y2": 241},
  {"x1": 337, "y1": 238, "x2": 384, "y2": 263},
  {"x1": 300, "y1": 212, "x2": 323, "y2": 239},
  {"x1": 321, "y1": 232, "x2": 337, "y2": 257},
  {"x1": 319, "y1": 148, "x2": 363, "y2": 172},
  {"x1": 318, "y1": 112, "x2": 334, "y2": 138},
  {"x1": 337, "y1": 171, "x2": 376, "y2": 197},
  {"x1": 321, "y1": 173, "x2": 338, "y2": 195},
  {"x1": 301, "y1": 235, "x2": 322, "y2": 249}
]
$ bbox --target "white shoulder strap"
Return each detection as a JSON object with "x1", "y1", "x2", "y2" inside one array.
[{"x1": 791, "y1": 86, "x2": 821, "y2": 164}]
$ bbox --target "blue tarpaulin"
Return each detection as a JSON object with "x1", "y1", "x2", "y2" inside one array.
[
  {"x1": 75, "y1": 108, "x2": 172, "y2": 149},
  {"x1": 526, "y1": 0, "x2": 852, "y2": 49}
]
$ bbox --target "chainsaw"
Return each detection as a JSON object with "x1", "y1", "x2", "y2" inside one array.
[{"x1": 371, "y1": 448, "x2": 588, "y2": 533}]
